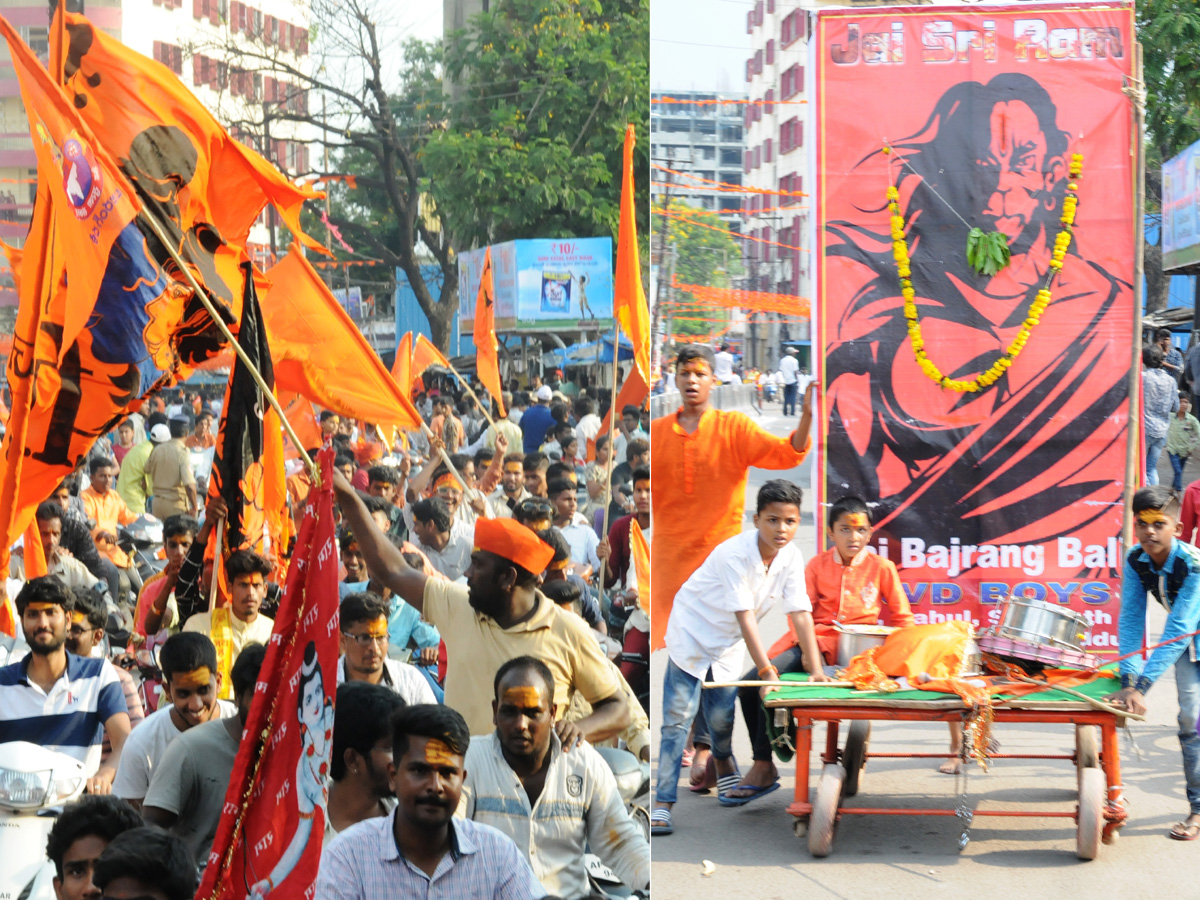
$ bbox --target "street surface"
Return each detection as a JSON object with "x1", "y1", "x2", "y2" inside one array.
[{"x1": 650, "y1": 396, "x2": 1197, "y2": 899}]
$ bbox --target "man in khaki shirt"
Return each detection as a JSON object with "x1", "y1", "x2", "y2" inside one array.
[
  {"x1": 146, "y1": 418, "x2": 197, "y2": 519},
  {"x1": 333, "y1": 471, "x2": 631, "y2": 741}
]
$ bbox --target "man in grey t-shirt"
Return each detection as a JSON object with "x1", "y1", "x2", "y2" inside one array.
[{"x1": 143, "y1": 643, "x2": 266, "y2": 868}]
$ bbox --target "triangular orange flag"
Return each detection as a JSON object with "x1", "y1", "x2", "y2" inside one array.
[
  {"x1": 262, "y1": 247, "x2": 422, "y2": 430},
  {"x1": 587, "y1": 368, "x2": 648, "y2": 462},
  {"x1": 473, "y1": 248, "x2": 506, "y2": 417},
  {"x1": 614, "y1": 124, "x2": 650, "y2": 384},
  {"x1": 412, "y1": 333, "x2": 450, "y2": 380},
  {"x1": 392, "y1": 332, "x2": 413, "y2": 399}
]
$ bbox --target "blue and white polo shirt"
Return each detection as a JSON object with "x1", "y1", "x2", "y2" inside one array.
[{"x1": 0, "y1": 652, "x2": 127, "y2": 776}]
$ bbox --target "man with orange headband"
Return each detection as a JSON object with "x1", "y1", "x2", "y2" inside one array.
[
  {"x1": 651, "y1": 343, "x2": 818, "y2": 785},
  {"x1": 331, "y1": 470, "x2": 631, "y2": 741}
]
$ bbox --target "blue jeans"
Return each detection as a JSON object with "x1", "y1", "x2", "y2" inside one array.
[
  {"x1": 1147, "y1": 435, "x2": 1167, "y2": 486},
  {"x1": 783, "y1": 382, "x2": 798, "y2": 416},
  {"x1": 656, "y1": 658, "x2": 738, "y2": 804},
  {"x1": 1169, "y1": 453, "x2": 1189, "y2": 492},
  {"x1": 1175, "y1": 655, "x2": 1200, "y2": 815}
]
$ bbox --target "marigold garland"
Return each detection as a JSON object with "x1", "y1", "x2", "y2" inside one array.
[{"x1": 889, "y1": 152, "x2": 1084, "y2": 393}]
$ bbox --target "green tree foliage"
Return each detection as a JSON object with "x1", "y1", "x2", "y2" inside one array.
[
  {"x1": 424, "y1": 0, "x2": 649, "y2": 251},
  {"x1": 654, "y1": 199, "x2": 743, "y2": 337},
  {"x1": 1138, "y1": 2, "x2": 1200, "y2": 311}
]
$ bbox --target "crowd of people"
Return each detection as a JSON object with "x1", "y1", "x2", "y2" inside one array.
[{"x1": 0, "y1": 370, "x2": 652, "y2": 899}]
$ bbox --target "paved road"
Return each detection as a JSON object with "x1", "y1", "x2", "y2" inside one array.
[{"x1": 650, "y1": 397, "x2": 1197, "y2": 899}]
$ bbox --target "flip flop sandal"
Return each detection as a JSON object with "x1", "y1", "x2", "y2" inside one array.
[
  {"x1": 650, "y1": 808, "x2": 674, "y2": 835},
  {"x1": 1169, "y1": 821, "x2": 1200, "y2": 841},
  {"x1": 715, "y1": 772, "x2": 743, "y2": 799},
  {"x1": 689, "y1": 754, "x2": 716, "y2": 793},
  {"x1": 719, "y1": 781, "x2": 781, "y2": 807}
]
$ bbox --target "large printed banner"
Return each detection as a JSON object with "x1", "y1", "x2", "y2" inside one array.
[{"x1": 815, "y1": 2, "x2": 1135, "y2": 651}]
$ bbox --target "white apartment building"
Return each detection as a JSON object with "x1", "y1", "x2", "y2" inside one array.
[{"x1": 742, "y1": 0, "x2": 811, "y2": 370}]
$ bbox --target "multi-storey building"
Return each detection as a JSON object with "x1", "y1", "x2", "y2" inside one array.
[
  {"x1": 742, "y1": 0, "x2": 812, "y2": 370},
  {"x1": 0, "y1": 0, "x2": 312, "y2": 263},
  {"x1": 650, "y1": 89, "x2": 746, "y2": 232}
]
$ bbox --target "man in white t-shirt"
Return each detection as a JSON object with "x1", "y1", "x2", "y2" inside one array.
[
  {"x1": 651, "y1": 479, "x2": 831, "y2": 836},
  {"x1": 113, "y1": 632, "x2": 236, "y2": 808},
  {"x1": 779, "y1": 346, "x2": 800, "y2": 415},
  {"x1": 713, "y1": 344, "x2": 738, "y2": 385}
]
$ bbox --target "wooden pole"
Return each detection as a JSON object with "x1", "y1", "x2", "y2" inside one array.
[
  {"x1": 206, "y1": 514, "x2": 225, "y2": 614},
  {"x1": 442, "y1": 359, "x2": 499, "y2": 432},
  {"x1": 134, "y1": 210, "x2": 316, "y2": 478},
  {"x1": 1123, "y1": 42, "x2": 1146, "y2": 552}
]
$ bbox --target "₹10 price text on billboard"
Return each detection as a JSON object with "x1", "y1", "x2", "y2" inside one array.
[
  {"x1": 459, "y1": 237, "x2": 614, "y2": 332},
  {"x1": 813, "y1": 2, "x2": 1135, "y2": 649}
]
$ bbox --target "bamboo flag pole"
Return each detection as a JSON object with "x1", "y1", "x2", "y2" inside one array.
[
  {"x1": 596, "y1": 324, "x2": 623, "y2": 594},
  {"x1": 441, "y1": 360, "x2": 499, "y2": 432},
  {"x1": 134, "y1": 210, "x2": 316, "y2": 479}
]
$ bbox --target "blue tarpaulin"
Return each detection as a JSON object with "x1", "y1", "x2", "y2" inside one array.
[{"x1": 541, "y1": 335, "x2": 633, "y2": 368}]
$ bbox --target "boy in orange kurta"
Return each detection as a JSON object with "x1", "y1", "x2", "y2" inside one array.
[{"x1": 651, "y1": 344, "x2": 817, "y2": 785}]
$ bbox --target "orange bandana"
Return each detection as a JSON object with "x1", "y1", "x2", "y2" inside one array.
[{"x1": 473, "y1": 518, "x2": 555, "y2": 573}]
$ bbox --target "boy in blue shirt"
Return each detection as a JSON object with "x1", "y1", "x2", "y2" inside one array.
[{"x1": 1108, "y1": 485, "x2": 1200, "y2": 840}]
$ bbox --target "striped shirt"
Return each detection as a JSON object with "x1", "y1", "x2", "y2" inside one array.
[
  {"x1": 459, "y1": 733, "x2": 650, "y2": 898},
  {"x1": 317, "y1": 808, "x2": 546, "y2": 900},
  {"x1": 0, "y1": 652, "x2": 127, "y2": 776}
]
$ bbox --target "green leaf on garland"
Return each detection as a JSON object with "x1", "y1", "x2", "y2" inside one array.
[{"x1": 965, "y1": 227, "x2": 1011, "y2": 276}]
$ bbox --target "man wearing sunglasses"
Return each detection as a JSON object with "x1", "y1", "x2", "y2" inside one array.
[{"x1": 335, "y1": 591, "x2": 436, "y2": 706}]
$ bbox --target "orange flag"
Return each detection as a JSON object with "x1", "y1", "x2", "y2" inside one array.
[
  {"x1": 631, "y1": 519, "x2": 650, "y2": 614},
  {"x1": 412, "y1": 333, "x2": 450, "y2": 380},
  {"x1": 279, "y1": 390, "x2": 322, "y2": 460},
  {"x1": 263, "y1": 247, "x2": 422, "y2": 430},
  {"x1": 392, "y1": 332, "x2": 413, "y2": 399},
  {"x1": 55, "y1": 12, "x2": 328, "y2": 321},
  {"x1": 0, "y1": 14, "x2": 139, "y2": 360},
  {"x1": 614, "y1": 124, "x2": 650, "y2": 384},
  {"x1": 473, "y1": 248, "x2": 506, "y2": 417},
  {"x1": 587, "y1": 368, "x2": 648, "y2": 462}
]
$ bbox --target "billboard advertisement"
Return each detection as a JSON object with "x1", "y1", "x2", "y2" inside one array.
[
  {"x1": 1162, "y1": 139, "x2": 1200, "y2": 272},
  {"x1": 459, "y1": 237, "x2": 614, "y2": 331},
  {"x1": 814, "y1": 2, "x2": 1135, "y2": 651}
]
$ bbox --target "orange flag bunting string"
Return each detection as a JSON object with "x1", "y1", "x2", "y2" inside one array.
[
  {"x1": 473, "y1": 247, "x2": 506, "y2": 417},
  {"x1": 614, "y1": 124, "x2": 650, "y2": 384},
  {"x1": 673, "y1": 279, "x2": 811, "y2": 318},
  {"x1": 262, "y1": 247, "x2": 422, "y2": 431}
]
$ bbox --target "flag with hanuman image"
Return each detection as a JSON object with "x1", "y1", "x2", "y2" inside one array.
[{"x1": 813, "y1": 2, "x2": 1135, "y2": 649}]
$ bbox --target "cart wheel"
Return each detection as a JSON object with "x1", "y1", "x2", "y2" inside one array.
[
  {"x1": 842, "y1": 721, "x2": 871, "y2": 798},
  {"x1": 1077, "y1": 767, "x2": 1104, "y2": 860},
  {"x1": 1075, "y1": 725, "x2": 1099, "y2": 791},
  {"x1": 808, "y1": 763, "x2": 845, "y2": 858},
  {"x1": 792, "y1": 818, "x2": 807, "y2": 839}
]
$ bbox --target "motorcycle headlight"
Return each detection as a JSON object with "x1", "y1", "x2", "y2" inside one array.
[{"x1": 0, "y1": 764, "x2": 84, "y2": 810}]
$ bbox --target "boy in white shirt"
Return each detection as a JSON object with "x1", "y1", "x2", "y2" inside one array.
[{"x1": 650, "y1": 479, "x2": 830, "y2": 835}]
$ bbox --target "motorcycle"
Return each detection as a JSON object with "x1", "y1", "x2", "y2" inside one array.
[
  {"x1": 0, "y1": 742, "x2": 88, "y2": 900},
  {"x1": 589, "y1": 746, "x2": 651, "y2": 899}
]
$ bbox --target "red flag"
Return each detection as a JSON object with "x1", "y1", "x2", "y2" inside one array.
[
  {"x1": 614, "y1": 124, "x2": 650, "y2": 383},
  {"x1": 473, "y1": 248, "x2": 506, "y2": 417},
  {"x1": 196, "y1": 448, "x2": 339, "y2": 900},
  {"x1": 586, "y1": 368, "x2": 648, "y2": 462}
]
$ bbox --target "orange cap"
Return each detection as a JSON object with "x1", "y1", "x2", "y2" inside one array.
[{"x1": 474, "y1": 518, "x2": 555, "y2": 574}]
